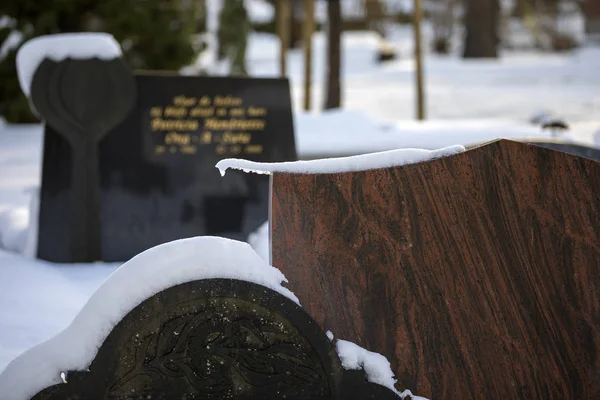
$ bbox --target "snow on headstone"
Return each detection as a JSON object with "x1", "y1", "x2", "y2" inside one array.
[
  {"x1": 0, "y1": 236, "x2": 298, "y2": 400},
  {"x1": 16, "y1": 33, "x2": 122, "y2": 97},
  {"x1": 336, "y1": 339, "x2": 398, "y2": 393},
  {"x1": 216, "y1": 145, "x2": 465, "y2": 176},
  {"x1": 335, "y1": 339, "x2": 429, "y2": 400}
]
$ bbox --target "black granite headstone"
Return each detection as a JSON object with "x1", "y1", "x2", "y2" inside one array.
[
  {"x1": 30, "y1": 57, "x2": 137, "y2": 263},
  {"x1": 36, "y1": 72, "x2": 296, "y2": 263},
  {"x1": 528, "y1": 141, "x2": 600, "y2": 162}
]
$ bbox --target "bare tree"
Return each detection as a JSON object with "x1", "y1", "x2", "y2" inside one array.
[
  {"x1": 290, "y1": 0, "x2": 304, "y2": 48},
  {"x1": 429, "y1": 0, "x2": 458, "y2": 54},
  {"x1": 512, "y1": 0, "x2": 531, "y2": 18},
  {"x1": 270, "y1": 0, "x2": 302, "y2": 48},
  {"x1": 364, "y1": 0, "x2": 387, "y2": 37},
  {"x1": 583, "y1": 0, "x2": 600, "y2": 36},
  {"x1": 519, "y1": 0, "x2": 579, "y2": 51},
  {"x1": 324, "y1": 0, "x2": 342, "y2": 109},
  {"x1": 463, "y1": 0, "x2": 500, "y2": 58}
]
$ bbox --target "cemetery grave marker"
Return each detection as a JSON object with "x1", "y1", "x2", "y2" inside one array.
[
  {"x1": 0, "y1": 237, "x2": 407, "y2": 400},
  {"x1": 270, "y1": 139, "x2": 600, "y2": 399},
  {"x1": 29, "y1": 279, "x2": 401, "y2": 400},
  {"x1": 30, "y1": 56, "x2": 136, "y2": 264},
  {"x1": 527, "y1": 140, "x2": 600, "y2": 162},
  {"x1": 19, "y1": 33, "x2": 296, "y2": 264}
]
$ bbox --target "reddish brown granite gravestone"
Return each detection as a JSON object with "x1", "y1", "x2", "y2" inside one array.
[{"x1": 270, "y1": 139, "x2": 600, "y2": 399}]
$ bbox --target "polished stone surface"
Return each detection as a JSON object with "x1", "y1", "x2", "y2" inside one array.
[
  {"x1": 271, "y1": 140, "x2": 600, "y2": 399},
  {"x1": 36, "y1": 72, "x2": 296, "y2": 262},
  {"x1": 31, "y1": 57, "x2": 136, "y2": 262},
  {"x1": 528, "y1": 140, "x2": 600, "y2": 162}
]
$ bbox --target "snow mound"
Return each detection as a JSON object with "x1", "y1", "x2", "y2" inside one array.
[
  {"x1": 16, "y1": 33, "x2": 122, "y2": 97},
  {"x1": 0, "y1": 236, "x2": 298, "y2": 400},
  {"x1": 0, "y1": 187, "x2": 39, "y2": 258},
  {"x1": 247, "y1": 220, "x2": 269, "y2": 262},
  {"x1": 0, "y1": 207, "x2": 28, "y2": 254},
  {"x1": 217, "y1": 145, "x2": 465, "y2": 176},
  {"x1": 294, "y1": 110, "x2": 560, "y2": 158}
]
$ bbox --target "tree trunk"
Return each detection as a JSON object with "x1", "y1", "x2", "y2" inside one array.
[
  {"x1": 463, "y1": 0, "x2": 500, "y2": 58},
  {"x1": 431, "y1": 0, "x2": 456, "y2": 54},
  {"x1": 218, "y1": 0, "x2": 249, "y2": 75},
  {"x1": 513, "y1": 0, "x2": 529, "y2": 18},
  {"x1": 289, "y1": 0, "x2": 303, "y2": 49},
  {"x1": 276, "y1": 0, "x2": 290, "y2": 75},
  {"x1": 365, "y1": 0, "x2": 387, "y2": 37},
  {"x1": 196, "y1": 0, "x2": 207, "y2": 33},
  {"x1": 584, "y1": 0, "x2": 600, "y2": 36},
  {"x1": 324, "y1": 0, "x2": 342, "y2": 110}
]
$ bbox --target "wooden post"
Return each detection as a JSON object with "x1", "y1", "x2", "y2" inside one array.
[
  {"x1": 277, "y1": 0, "x2": 290, "y2": 76},
  {"x1": 413, "y1": 0, "x2": 425, "y2": 120},
  {"x1": 303, "y1": 0, "x2": 315, "y2": 111},
  {"x1": 324, "y1": 0, "x2": 342, "y2": 109}
]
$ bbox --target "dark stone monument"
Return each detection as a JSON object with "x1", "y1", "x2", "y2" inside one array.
[
  {"x1": 270, "y1": 140, "x2": 600, "y2": 399},
  {"x1": 30, "y1": 57, "x2": 136, "y2": 263},
  {"x1": 528, "y1": 140, "x2": 600, "y2": 162},
  {"x1": 31, "y1": 61, "x2": 296, "y2": 263},
  {"x1": 30, "y1": 279, "x2": 400, "y2": 400}
]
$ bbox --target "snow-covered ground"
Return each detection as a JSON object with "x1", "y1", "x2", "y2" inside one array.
[
  {"x1": 0, "y1": 250, "x2": 119, "y2": 378},
  {"x1": 246, "y1": 26, "x2": 599, "y2": 145},
  {"x1": 0, "y1": 21, "x2": 599, "y2": 395}
]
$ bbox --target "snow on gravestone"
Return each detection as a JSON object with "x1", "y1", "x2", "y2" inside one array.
[
  {"x1": 0, "y1": 236, "x2": 421, "y2": 400},
  {"x1": 17, "y1": 32, "x2": 296, "y2": 264},
  {"x1": 219, "y1": 140, "x2": 600, "y2": 399}
]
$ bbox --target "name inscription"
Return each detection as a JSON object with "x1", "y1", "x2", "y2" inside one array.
[{"x1": 149, "y1": 95, "x2": 267, "y2": 156}]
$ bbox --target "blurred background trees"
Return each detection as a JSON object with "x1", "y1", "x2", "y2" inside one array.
[
  {"x1": 0, "y1": 0, "x2": 202, "y2": 123},
  {"x1": 463, "y1": 0, "x2": 500, "y2": 58},
  {"x1": 1, "y1": 0, "x2": 597, "y2": 122},
  {"x1": 218, "y1": 0, "x2": 250, "y2": 75},
  {"x1": 324, "y1": 0, "x2": 342, "y2": 109}
]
